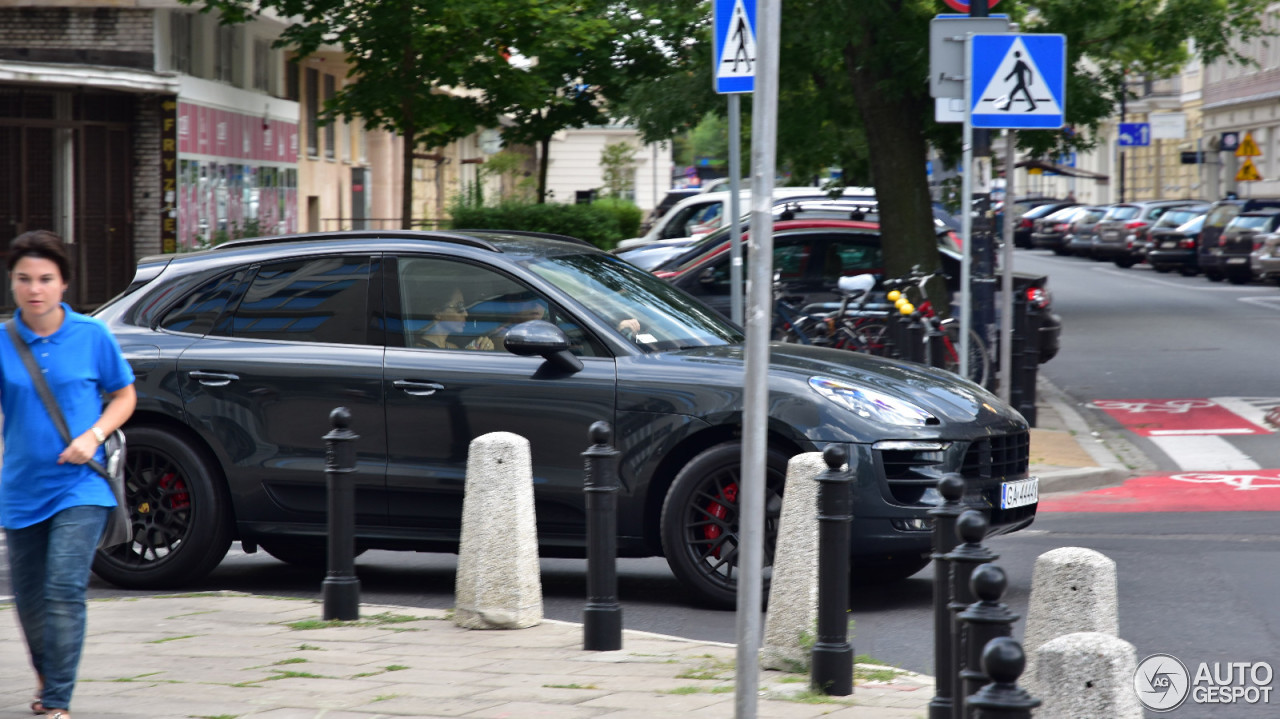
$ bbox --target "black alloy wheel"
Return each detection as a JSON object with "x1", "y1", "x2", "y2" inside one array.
[
  {"x1": 92, "y1": 427, "x2": 233, "y2": 589},
  {"x1": 660, "y1": 442, "x2": 789, "y2": 608}
]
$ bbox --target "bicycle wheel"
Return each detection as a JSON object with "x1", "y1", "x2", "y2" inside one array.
[
  {"x1": 833, "y1": 320, "x2": 889, "y2": 355},
  {"x1": 940, "y1": 326, "x2": 991, "y2": 386}
]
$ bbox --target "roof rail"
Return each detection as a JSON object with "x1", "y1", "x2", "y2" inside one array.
[
  {"x1": 456, "y1": 228, "x2": 596, "y2": 248},
  {"x1": 212, "y1": 229, "x2": 501, "y2": 252}
]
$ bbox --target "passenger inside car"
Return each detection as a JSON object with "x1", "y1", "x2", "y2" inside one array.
[{"x1": 413, "y1": 287, "x2": 495, "y2": 351}]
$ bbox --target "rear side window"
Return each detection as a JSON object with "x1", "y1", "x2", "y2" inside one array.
[
  {"x1": 159, "y1": 270, "x2": 247, "y2": 335},
  {"x1": 1206, "y1": 205, "x2": 1241, "y2": 228},
  {"x1": 215, "y1": 256, "x2": 373, "y2": 344},
  {"x1": 1107, "y1": 206, "x2": 1140, "y2": 221}
]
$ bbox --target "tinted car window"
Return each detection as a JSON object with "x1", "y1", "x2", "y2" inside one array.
[
  {"x1": 1206, "y1": 204, "x2": 1242, "y2": 228},
  {"x1": 215, "y1": 255, "x2": 372, "y2": 344},
  {"x1": 1155, "y1": 209, "x2": 1204, "y2": 228},
  {"x1": 390, "y1": 256, "x2": 605, "y2": 357},
  {"x1": 831, "y1": 240, "x2": 883, "y2": 277},
  {"x1": 1177, "y1": 215, "x2": 1206, "y2": 233},
  {"x1": 159, "y1": 269, "x2": 247, "y2": 335},
  {"x1": 1228, "y1": 215, "x2": 1275, "y2": 231},
  {"x1": 1106, "y1": 206, "x2": 1140, "y2": 221},
  {"x1": 1044, "y1": 206, "x2": 1081, "y2": 222}
]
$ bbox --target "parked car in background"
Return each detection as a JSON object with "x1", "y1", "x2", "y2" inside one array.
[
  {"x1": 1092, "y1": 200, "x2": 1205, "y2": 267},
  {"x1": 1062, "y1": 205, "x2": 1110, "y2": 257},
  {"x1": 641, "y1": 189, "x2": 701, "y2": 234},
  {"x1": 1124, "y1": 203, "x2": 1209, "y2": 268},
  {"x1": 1146, "y1": 214, "x2": 1208, "y2": 275},
  {"x1": 1197, "y1": 197, "x2": 1280, "y2": 281},
  {"x1": 91, "y1": 229, "x2": 1037, "y2": 607},
  {"x1": 1014, "y1": 201, "x2": 1078, "y2": 248},
  {"x1": 1030, "y1": 205, "x2": 1087, "y2": 254},
  {"x1": 1219, "y1": 208, "x2": 1280, "y2": 284},
  {"x1": 1253, "y1": 231, "x2": 1280, "y2": 285}
]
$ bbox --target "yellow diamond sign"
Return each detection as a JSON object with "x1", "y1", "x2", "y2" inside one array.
[{"x1": 1237, "y1": 157, "x2": 1262, "y2": 182}]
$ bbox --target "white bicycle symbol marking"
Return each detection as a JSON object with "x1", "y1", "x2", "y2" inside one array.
[
  {"x1": 1091, "y1": 399, "x2": 1217, "y2": 414},
  {"x1": 1169, "y1": 472, "x2": 1280, "y2": 490}
]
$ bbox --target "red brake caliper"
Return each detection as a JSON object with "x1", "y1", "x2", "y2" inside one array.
[
  {"x1": 159, "y1": 472, "x2": 191, "y2": 510},
  {"x1": 704, "y1": 483, "x2": 738, "y2": 558}
]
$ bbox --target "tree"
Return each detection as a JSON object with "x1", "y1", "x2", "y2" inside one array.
[
  {"x1": 622, "y1": 0, "x2": 1273, "y2": 295},
  {"x1": 191, "y1": 0, "x2": 528, "y2": 228},
  {"x1": 600, "y1": 141, "x2": 638, "y2": 197}
]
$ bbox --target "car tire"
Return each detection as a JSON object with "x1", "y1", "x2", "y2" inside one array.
[
  {"x1": 660, "y1": 442, "x2": 789, "y2": 609},
  {"x1": 1226, "y1": 270, "x2": 1251, "y2": 285},
  {"x1": 1051, "y1": 248, "x2": 1072, "y2": 256},
  {"x1": 1152, "y1": 264, "x2": 1173, "y2": 273},
  {"x1": 92, "y1": 426, "x2": 233, "y2": 589},
  {"x1": 1179, "y1": 266, "x2": 1199, "y2": 277},
  {"x1": 1114, "y1": 258, "x2": 1136, "y2": 269},
  {"x1": 259, "y1": 538, "x2": 366, "y2": 569},
  {"x1": 1205, "y1": 270, "x2": 1225, "y2": 282}
]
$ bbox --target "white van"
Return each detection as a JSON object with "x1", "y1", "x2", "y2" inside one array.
[{"x1": 616, "y1": 186, "x2": 876, "y2": 250}]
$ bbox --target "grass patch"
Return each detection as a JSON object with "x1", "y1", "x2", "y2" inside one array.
[
  {"x1": 166, "y1": 610, "x2": 218, "y2": 619},
  {"x1": 148, "y1": 634, "x2": 198, "y2": 644},
  {"x1": 262, "y1": 670, "x2": 330, "y2": 681},
  {"x1": 285, "y1": 612, "x2": 425, "y2": 631},
  {"x1": 675, "y1": 655, "x2": 735, "y2": 681},
  {"x1": 668, "y1": 686, "x2": 702, "y2": 695},
  {"x1": 543, "y1": 683, "x2": 599, "y2": 690},
  {"x1": 102, "y1": 672, "x2": 179, "y2": 684},
  {"x1": 855, "y1": 654, "x2": 891, "y2": 666},
  {"x1": 783, "y1": 687, "x2": 847, "y2": 704},
  {"x1": 373, "y1": 695, "x2": 400, "y2": 702},
  {"x1": 274, "y1": 658, "x2": 308, "y2": 666},
  {"x1": 297, "y1": 644, "x2": 323, "y2": 651}
]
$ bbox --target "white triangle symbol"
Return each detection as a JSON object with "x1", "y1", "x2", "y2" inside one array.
[
  {"x1": 717, "y1": 0, "x2": 756, "y2": 79},
  {"x1": 973, "y1": 37, "x2": 1062, "y2": 116}
]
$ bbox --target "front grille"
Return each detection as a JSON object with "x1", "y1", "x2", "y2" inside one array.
[{"x1": 961, "y1": 432, "x2": 1030, "y2": 482}]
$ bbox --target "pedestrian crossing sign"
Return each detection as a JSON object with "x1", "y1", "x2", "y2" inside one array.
[
  {"x1": 713, "y1": 0, "x2": 756, "y2": 94},
  {"x1": 969, "y1": 33, "x2": 1066, "y2": 129}
]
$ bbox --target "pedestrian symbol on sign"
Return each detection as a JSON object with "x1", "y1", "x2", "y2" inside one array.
[
  {"x1": 973, "y1": 37, "x2": 1062, "y2": 118},
  {"x1": 717, "y1": 0, "x2": 756, "y2": 79}
]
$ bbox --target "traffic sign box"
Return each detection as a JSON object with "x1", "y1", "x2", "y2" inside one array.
[
  {"x1": 1237, "y1": 157, "x2": 1262, "y2": 182},
  {"x1": 713, "y1": 0, "x2": 756, "y2": 94},
  {"x1": 1118, "y1": 123, "x2": 1151, "y2": 147},
  {"x1": 969, "y1": 34, "x2": 1066, "y2": 129},
  {"x1": 1236, "y1": 132, "x2": 1262, "y2": 158}
]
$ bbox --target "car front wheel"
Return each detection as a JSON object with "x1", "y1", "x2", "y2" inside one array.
[
  {"x1": 92, "y1": 426, "x2": 233, "y2": 589},
  {"x1": 660, "y1": 442, "x2": 789, "y2": 608}
]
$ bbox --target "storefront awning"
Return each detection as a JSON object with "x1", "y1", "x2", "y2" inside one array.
[
  {"x1": 0, "y1": 60, "x2": 180, "y2": 94},
  {"x1": 1015, "y1": 158, "x2": 1110, "y2": 182}
]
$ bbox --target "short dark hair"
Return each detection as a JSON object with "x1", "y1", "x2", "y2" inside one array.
[{"x1": 8, "y1": 230, "x2": 71, "y2": 281}]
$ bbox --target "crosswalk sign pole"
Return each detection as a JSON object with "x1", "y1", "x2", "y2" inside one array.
[{"x1": 959, "y1": 33, "x2": 974, "y2": 379}]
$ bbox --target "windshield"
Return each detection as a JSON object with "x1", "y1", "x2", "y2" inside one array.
[
  {"x1": 1105, "y1": 206, "x2": 1140, "y2": 221},
  {"x1": 525, "y1": 253, "x2": 742, "y2": 352},
  {"x1": 1155, "y1": 209, "x2": 1203, "y2": 227},
  {"x1": 1228, "y1": 214, "x2": 1275, "y2": 231},
  {"x1": 1176, "y1": 215, "x2": 1206, "y2": 233},
  {"x1": 1044, "y1": 206, "x2": 1080, "y2": 222}
]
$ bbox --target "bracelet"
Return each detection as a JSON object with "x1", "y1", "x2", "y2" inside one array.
[{"x1": 90, "y1": 426, "x2": 106, "y2": 444}]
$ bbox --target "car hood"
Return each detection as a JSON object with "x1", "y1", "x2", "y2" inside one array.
[{"x1": 617, "y1": 342, "x2": 1025, "y2": 437}]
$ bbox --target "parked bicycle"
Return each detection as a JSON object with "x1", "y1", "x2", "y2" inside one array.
[{"x1": 882, "y1": 268, "x2": 991, "y2": 385}]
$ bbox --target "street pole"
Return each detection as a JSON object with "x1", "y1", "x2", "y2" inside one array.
[
  {"x1": 729, "y1": 94, "x2": 745, "y2": 326},
  {"x1": 1119, "y1": 84, "x2": 1127, "y2": 203},
  {"x1": 960, "y1": 31, "x2": 974, "y2": 379},
  {"x1": 737, "y1": 0, "x2": 779, "y2": 714},
  {"x1": 968, "y1": 0, "x2": 995, "y2": 387},
  {"x1": 999, "y1": 130, "x2": 1015, "y2": 404}
]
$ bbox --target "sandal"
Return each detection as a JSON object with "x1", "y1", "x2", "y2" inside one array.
[
  {"x1": 30, "y1": 697, "x2": 45, "y2": 715},
  {"x1": 45, "y1": 712, "x2": 68, "y2": 719}
]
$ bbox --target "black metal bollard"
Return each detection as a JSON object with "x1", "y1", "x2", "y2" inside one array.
[
  {"x1": 928, "y1": 474, "x2": 966, "y2": 719},
  {"x1": 959, "y1": 564, "x2": 1019, "y2": 717},
  {"x1": 946, "y1": 510, "x2": 998, "y2": 719},
  {"x1": 966, "y1": 637, "x2": 1041, "y2": 719},
  {"x1": 582, "y1": 421, "x2": 623, "y2": 651},
  {"x1": 1008, "y1": 291, "x2": 1028, "y2": 413},
  {"x1": 924, "y1": 317, "x2": 949, "y2": 371},
  {"x1": 1019, "y1": 299, "x2": 1043, "y2": 426},
  {"x1": 904, "y1": 313, "x2": 927, "y2": 364},
  {"x1": 884, "y1": 311, "x2": 908, "y2": 360},
  {"x1": 322, "y1": 407, "x2": 360, "y2": 621},
  {"x1": 811, "y1": 445, "x2": 854, "y2": 696}
]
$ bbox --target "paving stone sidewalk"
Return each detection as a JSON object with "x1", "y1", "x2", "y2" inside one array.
[{"x1": 1, "y1": 593, "x2": 933, "y2": 719}]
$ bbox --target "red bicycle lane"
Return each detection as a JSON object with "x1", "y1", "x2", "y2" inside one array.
[{"x1": 1039, "y1": 470, "x2": 1280, "y2": 513}]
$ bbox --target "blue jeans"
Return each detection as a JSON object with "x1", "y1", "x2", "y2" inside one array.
[{"x1": 6, "y1": 504, "x2": 108, "y2": 711}]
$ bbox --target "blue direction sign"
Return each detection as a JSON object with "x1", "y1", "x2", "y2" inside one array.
[
  {"x1": 713, "y1": 0, "x2": 756, "y2": 94},
  {"x1": 969, "y1": 33, "x2": 1066, "y2": 129},
  {"x1": 1118, "y1": 123, "x2": 1151, "y2": 147}
]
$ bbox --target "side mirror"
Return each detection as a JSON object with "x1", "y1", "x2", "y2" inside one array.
[
  {"x1": 502, "y1": 320, "x2": 583, "y2": 372},
  {"x1": 698, "y1": 266, "x2": 718, "y2": 284}
]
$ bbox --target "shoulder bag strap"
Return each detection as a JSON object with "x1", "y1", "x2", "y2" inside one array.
[{"x1": 6, "y1": 320, "x2": 110, "y2": 480}]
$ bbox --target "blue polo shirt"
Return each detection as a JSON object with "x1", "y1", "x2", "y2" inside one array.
[{"x1": 0, "y1": 304, "x2": 135, "y2": 529}]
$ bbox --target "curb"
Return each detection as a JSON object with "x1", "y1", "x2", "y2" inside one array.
[{"x1": 1034, "y1": 375, "x2": 1151, "y2": 490}]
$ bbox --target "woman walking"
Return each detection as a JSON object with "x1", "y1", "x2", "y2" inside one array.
[{"x1": 1, "y1": 230, "x2": 136, "y2": 719}]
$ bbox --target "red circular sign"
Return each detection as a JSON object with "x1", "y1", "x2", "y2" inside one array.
[{"x1": 942, "y1": 0, "x2": 1002, "y2": 11}]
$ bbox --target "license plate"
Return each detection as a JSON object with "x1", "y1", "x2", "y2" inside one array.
[
  {"x1": 1000, "y1": 478, "x2": 1039, "y2": 509},
  {"x1": 1227, "y1": 257, "x2": 1247, "y2": 265},
  {"x1": 1161, "y1": 241, "x2": 1177, "y2": 248}
]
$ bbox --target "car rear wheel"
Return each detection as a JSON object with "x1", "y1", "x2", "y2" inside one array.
[
  {"x1": 1226, "y1": 270, "x2": 1251, "y2": 285},
  {"x1": 1205, "y1": 270, "x2": 1225, "y2": 282},
  {"x1": 92, "y1": 427, "x2": 233, "y2": 589},
  {"x1": 1179, "y1": 266, "x2": 1199, "y2": 277},
  {"x1": 660, "y1": 442, "x2": 789, "y2": 608},
  {"x1": 1152, "y1": 264, "x2": 1173, "y2": 273},
  {"x1": 1114, "y1": 258, "x2": 1136, "y2": 269}
]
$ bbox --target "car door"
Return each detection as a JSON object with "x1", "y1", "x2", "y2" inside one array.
[
  {"x1": 673, "y1": 231, "x2": 826, "y2": 320},
  {"x1": 175, "y1": 253, "x2": 388, "y2": 530},
  {"x1": 381, "y1": 255, "x2": 617, "y2": 542}
]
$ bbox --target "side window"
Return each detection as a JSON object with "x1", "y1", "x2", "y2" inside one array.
[
  {"x1": 831, "y1": 241, "x2": 883, "y2": 279},
  {"x1": 215, "y1": 256, "x2": 372, "y2": 344},
  {"x1": 661, "y1": 204, "x2": 708, "y2": 239},
  {"x1": 706, "y1": 241, "x2": 810, "y2": 291},
  {"x1": 159, "y1": 269, "x2": 247, "y2": 335},
  {"x1": 392, "y1": 257, "x2": 604, "y2": 357}
]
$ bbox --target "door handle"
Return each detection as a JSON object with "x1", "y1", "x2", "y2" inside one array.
[
  {"x1": 393, "y1": 379, "x2": 444, "y2": 396},
  {"x1": 188, "y1": 370, "x2": 239, "y2": 387}
]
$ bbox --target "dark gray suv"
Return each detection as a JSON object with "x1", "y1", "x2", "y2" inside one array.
[{"x1": 90, "y1": 230, "x2": 1036, "y2": 607}]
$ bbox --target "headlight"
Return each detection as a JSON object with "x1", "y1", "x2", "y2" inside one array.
[{"x1": 809, "y1": 377, "x2": 937, "y2": 427}]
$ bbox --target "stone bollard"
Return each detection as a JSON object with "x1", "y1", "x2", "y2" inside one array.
[
  {"x1": 1033, "y1": 632, "x2": 1143, "y2": 719},
  {"x1": 761, "y1": 452, "x2": 824, "y2": 672},
  {"x1": 1022, "y1": 547, "x2": 1118, "y2": 694},
  {"x1": 455, "y1": 432, "x2": 543, "y2": 629}
]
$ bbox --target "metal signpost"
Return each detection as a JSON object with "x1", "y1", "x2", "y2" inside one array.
[{"x1": 714, "y1": 0, "x2": 756, "y2": 326}]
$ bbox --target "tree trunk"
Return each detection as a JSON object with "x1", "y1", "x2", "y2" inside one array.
[
  {"x1": 401, "y1": 129, "x2": 416, "y2": 230},
  {"x1": 538, "y1": 136, "x2": 551, "y2": 204},
  {"x1": 842, "y1": 42, "x2": 948, "y2": 309}
]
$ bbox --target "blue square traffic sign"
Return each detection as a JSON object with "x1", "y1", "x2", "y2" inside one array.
[
  {"x1": 1118, "y1": 123, "x2": 1151, "y2": 147},
  {"x1": 970, "y1": 34, "x2": 1066, "y2": 129},
  {"x1": 713, "y1": 0, "x2": 756, "y2": 94}
]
